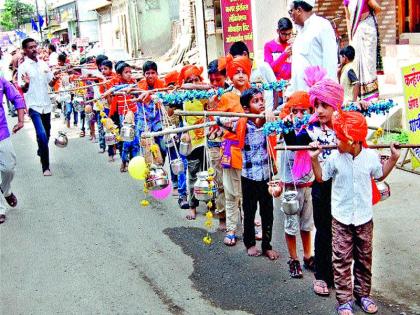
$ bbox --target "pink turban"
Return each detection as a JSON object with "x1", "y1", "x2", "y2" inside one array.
[{"x1": 304, "y1": 66, "x2": 344, "y2": 110}]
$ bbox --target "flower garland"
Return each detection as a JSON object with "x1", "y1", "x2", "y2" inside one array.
[
  {"x1": 155, "y1": 80, "x2": 289, "y2": 106},
  {"x1": 343, "y1": 99, "x2": 396, "y2": 117}
]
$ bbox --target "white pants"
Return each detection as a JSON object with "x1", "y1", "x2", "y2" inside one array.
[
  {"x1": 223, "y1": 168, "x2": 242, "y2": 232},
  {"x1": 0, "y1": 138, "x2": 16, "y2": 215}
]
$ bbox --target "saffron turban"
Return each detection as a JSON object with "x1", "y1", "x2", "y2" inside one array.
[
  {"x1": 218, "y1": 54, "x2": 252, "y2": 80},
  {"x1": 304, "y1": 66, "x2": 344, "y2": 110},
  {"x1": 333, "y1": 111, "x2": 368, "y2": 147},
  {"x1": 280, "y1": 91, "x2": 311, "y2": 119},
  {"x1": 177, "y1": 65, "x2": 203, "y2": 85},
  {"x1": 164, "y1": 70, "x2": 179, "y2": 87}
]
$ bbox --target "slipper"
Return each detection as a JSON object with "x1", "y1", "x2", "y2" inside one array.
[
  {"x1": 356, "y1": 297, "x2": 378, "y2": 314},
  {"x1": 336, "y1": 301, "x2": 354, "y2": 315},
  {"x1": 186, "y1": 209, "x2": 196, "y2": 220},
  {"x1": 80, "y1": 131, "x2": 85, "y2": 137},
  {"x1": 313, "y1": 280, "x2": 330, "y2": 296},
  {"x1": 0, "y1": 214, "x2": 5, "y2": 224},
  {"x1": 5, "y1": 193, "x2": 17, "y2": 208},
  {"x1": 223, "y1": 234, "x2": 237, "y2": 246}
]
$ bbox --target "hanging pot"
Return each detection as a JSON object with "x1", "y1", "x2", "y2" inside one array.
[
  {"x1": 179, "y1": 141, "x2": 192, "y2": 156},
  {"x1": 85, "y1": 112, "x2": 94, "y2": 121},
  {"x1": 282, "y1": 190, "x2": 299, "y2": 215},
  {"x1": 121, "y1": 123, "x2": 135, "y2": 142},
  {"x1": 170, "y1": 158, "x2": 184, "y2": 175},
  {"x1": 54, "y1": 131, "x2": 68, "y2": 148},
  {"x1": 193, "y1": 171, "x2": 218, "y2": 201},
  {"x1": 73, "y1": 97, "x2": 84, "y2": 112},
  {"x1": 164, "y1": 135, "x2": 175, "y2": 148},
  {"x1": 105, "y1": 131, "x2": 117, "y2": 146},
  {"x1": 376, "y1": 181, "x2": 391, "y2": 201},
  {"x1": 146, "y1": 165, "x2": 170, "y2": 191}
]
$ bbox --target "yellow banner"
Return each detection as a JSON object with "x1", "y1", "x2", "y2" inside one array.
[{"x1": 402, "y1": 62, "x2": 420, "y2": 169}]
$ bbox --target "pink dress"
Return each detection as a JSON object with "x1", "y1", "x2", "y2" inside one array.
[{"x1": 263, "y1": 40, "x2": 291, "y2": 81}]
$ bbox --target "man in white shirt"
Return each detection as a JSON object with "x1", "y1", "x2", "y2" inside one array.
[
  {"x1": 48, "y1": 44, "x2": 59, "y2": 67},
  {"x1": 286, "y1": 0, "x2": 338, "y2": 97},
  {"x1": 18, "y1": 38, "x2": 58, "y2": 176}
]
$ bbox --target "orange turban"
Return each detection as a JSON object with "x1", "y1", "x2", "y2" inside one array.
[
  {"x1": 333, "y1": 111, "x2": 368, "y2": 147},
  {"x1": 177, "y1": 65, "x2": 203, "y2": 85},
  {"x1": 218, "y1": 54, "x2": 252, "y2": 80},
  {"x1": 164, "y1": 70, "x2": 179, "y2": 87},
  {"x1": 280, "y1": 91, "x2": 311, "y2": 119}
]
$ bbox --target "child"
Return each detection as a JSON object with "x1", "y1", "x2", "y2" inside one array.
[
  {"x1": 215, "y1": 54, "x2": 251, "y2": 246},
  {"x1": 239, "y1": 88, "x2": 279, "y2": 260},
  {"x1": 310, "y1": 111, "x2": 400, "y2": 315},
  {"x1": 338, "y1": 46, "x2": 360, "y2": 103},
  {"x1": 283, "y1": 66, "x2": 343, "y2": 295},
  {"x1": 278, "y1": 91, "x2": 315, "y2": 278}
]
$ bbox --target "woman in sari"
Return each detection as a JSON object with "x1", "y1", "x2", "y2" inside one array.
[{"x1": 344, "y1": 0, "x2": 383, "y2": 101}]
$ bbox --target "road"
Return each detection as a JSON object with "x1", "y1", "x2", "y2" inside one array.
[{"x1": 1, "y1": 114, "x2": 418, "y2": 315}]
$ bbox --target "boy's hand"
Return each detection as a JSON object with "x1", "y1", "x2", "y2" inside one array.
[
  {"x1": 264, "y1": 109, "x2": 276, "y2": 122},
  {"x1": 308, "y1": 141, "x2": 322, "y2": 159},
  {"x1": 282, "y1": 113, "x2": 293, "y2": 124},
  {"x1": 390, "y1": 142, "x2": 401, "y2": 161}
]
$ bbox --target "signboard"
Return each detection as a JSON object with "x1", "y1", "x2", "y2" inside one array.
[
  {"x1": 220, "y1": 0, "x2": 254, "y2": 57},
  {"x1": 402, "y1": 62, "x2": 420, "y2": 168}
]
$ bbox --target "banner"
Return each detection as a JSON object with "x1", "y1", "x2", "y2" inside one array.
[
  {"x1": 220, "y1": 0, "x2": 254, "y2": 58},
  {"x1": 402, "y1": 62, "x2": 420, "y2": 168}
]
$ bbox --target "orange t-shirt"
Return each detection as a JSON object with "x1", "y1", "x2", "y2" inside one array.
[
  {"x1": 216, "y1": 91, "x2": 247, "y2": 169},
  {"x1": 109, "y1": 77, "x2": 137, "y2": 116}
]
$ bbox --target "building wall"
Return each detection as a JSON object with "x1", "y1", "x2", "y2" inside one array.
[{"x1": 76, "y1": 0, "x2": 99, "y2": 43}]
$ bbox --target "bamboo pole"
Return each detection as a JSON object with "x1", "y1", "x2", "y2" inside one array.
[
  {"x1": 275, "y1": 144, "x2": 420, "y2": 151},
  {"x1": 174, "y1": 110, "x2": 280, "y2": 118},
  {"x1": 50, "y1": 80, "x2": 111, "y2": 94},
  {"x1": 141, "y1": 121, "x2": 217, "y2": 138}
]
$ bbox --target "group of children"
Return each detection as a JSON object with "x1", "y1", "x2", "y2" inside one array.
[{"x1": 53, "y1": 40, "x2": 400, "y2": 315}]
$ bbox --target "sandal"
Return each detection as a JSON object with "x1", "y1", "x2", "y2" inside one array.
[
  {"x1": 5, "y1": 193, "x2": 17, "y2": 208},
  {"x1": 313, "y1": 280, "x2": 330, "y2": 296},
  {"x1": 336, "y1": 301, "x2": 354, "y2": 315},
  {"x1": 356, "y1": 296, "x2": 378, "y2": 314},
  {"x1": 223, "y1": 234, "x2": 237, "y2": 246},
  {"x1": 185, "y1": 209, "x2": 196, "y2": 220}
]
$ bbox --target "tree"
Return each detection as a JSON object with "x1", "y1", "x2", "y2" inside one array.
[{"x1": 0, "y1": 0, "x2": 35, "y2": 31}]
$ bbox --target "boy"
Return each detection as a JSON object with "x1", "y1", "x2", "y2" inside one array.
[
  {"x1": 278, "y1": 91, "x2": 315, "y2": 278},
  {"x1": 310, "y1": 111, "x2": 400, "y2": 315},
  {"x1": 239, "y1": 88, "x2": 279, "y2": 260},
  {"x1": 338, "y1": 46, "x2": 360, "y2": 103}
]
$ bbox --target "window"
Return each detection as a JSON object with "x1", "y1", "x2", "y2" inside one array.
[{"x1": 145, "y1": 0, "x2": 160, "y2": 10}]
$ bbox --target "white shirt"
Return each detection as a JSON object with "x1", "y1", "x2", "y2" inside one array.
[
  {"x1": 286, "y1": 14, "x2": 338, "y2": 96},
  {"x1": 48, "y1": 52, "x2": 59, "y2": 67},
  {"x1": 251, "y1": 62, "x2": 277, "y2": 111},
  {"x1": 322, "y1": 148, "x2": 383, "y2": 226},
  {"x1": 18, "y1": 57, "x2": 53, "y2": 113}
]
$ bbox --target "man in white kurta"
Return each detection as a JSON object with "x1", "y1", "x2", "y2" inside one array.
[{"x1": 285, "y1": 0, "x2": 338, "y2": 97}]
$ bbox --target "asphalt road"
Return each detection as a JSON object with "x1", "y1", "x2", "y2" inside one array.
[{"x1": 1, "y1": 114, "x2": 418, "y2": 315}]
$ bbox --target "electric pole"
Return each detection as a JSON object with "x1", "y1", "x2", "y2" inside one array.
[{"x1": 34, "y1": 0, "x2": 44, "y2": 41}]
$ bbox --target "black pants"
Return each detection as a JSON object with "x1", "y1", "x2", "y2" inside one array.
[
  {"x1": 241, "y1": 176, "x2": 273, "y2": 252},
  {"x1": 312, "y1": 179, "x2": 334, "y2": 287}
]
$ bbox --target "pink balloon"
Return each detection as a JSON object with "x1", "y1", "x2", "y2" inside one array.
[{"x1": 150, "y1": 181, "x2": 172, "y2": 200}]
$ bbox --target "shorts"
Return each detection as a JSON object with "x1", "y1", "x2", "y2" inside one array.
[{"x1": 282, "y1": 186, "x2": 314, "y2": 235}]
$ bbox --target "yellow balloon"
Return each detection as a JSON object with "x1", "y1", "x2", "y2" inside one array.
[{"x1": 128, "y1": 156, "x2": 147, "y2": 180}]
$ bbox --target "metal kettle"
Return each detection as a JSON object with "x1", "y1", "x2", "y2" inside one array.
[{"x1": 54, "y1": 131, "x2": 68, "y2": 148}]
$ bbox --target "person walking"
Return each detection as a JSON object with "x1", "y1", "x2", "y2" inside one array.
[
  {"x1": 0, "y1": 76, "x2": 26, "y2": 224},
  {"x1": 18, "y1": 38, "x2": 59, "y2": 176}
]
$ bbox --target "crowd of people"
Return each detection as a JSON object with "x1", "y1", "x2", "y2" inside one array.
[{"x1": 1, "y1": 0, "x2": 399, "y2": 314}]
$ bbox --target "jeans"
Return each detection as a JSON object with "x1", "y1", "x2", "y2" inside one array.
[
  {"x1": 242, "y1": 176, "x2": 273, "y2": 252},
  {"x1": 97, "y1": 111, "x2": 105, "y2": 150},
  {"x1": 29, "y1": 109, "x2": 51, "y2": 172},
  {"x1": 312, "y1": 179, "x2": 334, "y2": 287},
  {"x1": 80, "y1": 110, "x2": 86, "y2": 132},
  {"x1": 65, "y1": 102, "x2": 78, "y2": 125}
]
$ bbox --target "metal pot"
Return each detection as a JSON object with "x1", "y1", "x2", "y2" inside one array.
[
  {"x1": 85, "y1": 112, "x2": 94, "y2": 121},
  {"x1": 179, "y1": 141, "x2": 192, "y2": 156},
  {"x1": 54, "y1": 131, "x2": 68, "y2": 148},
  {"x1": 193, "y1": 171, "x2": 218, "y2": 201},
  {"x1": 376, "y1": 181, "x2": 391, "y2": 201},
  {"x1": 105, "y1": 132, "x2": 117, "y2": 146},
  {"x1": 121, "y1": 123, "x2": 135, "y2": 142},
  {"x1": 282, "y1": 190, "x2": 299, "y2": 215},
  {"x1": 146, "y1": 165, "x2": 170, "y2": 191},
  {"x1": 164, "y1": 135, "x2": 175, "y2": 148},
  {"x1": 73, "y1": 97, "x2": 84, "y2": 112},
  {"x1": 170, "y1": 158, "x2": 184, "y2": 175}
]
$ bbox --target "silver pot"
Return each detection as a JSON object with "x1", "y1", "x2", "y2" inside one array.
[
  {"x1": 105, "y1": 132, "x2": 117, "y2": 146},
  {"x1": 282, "y1": 190, "x2": 299, "y2": 215},
  {"x1": 85, "y1": 112, "x2": 94, "y2": 121},
  {"x1": 54, "y1": 131, "x2": 68, "y2": 148},
  {"x1": 179, "y1": 141, "x2": 192, "y2": 156},
  {"x1": 146, "y1": 165, "x2": 170, "y2": 191},
  {"x1": 73, "y1": 98, "x2": 84, "y2": 112},
  {"x1": 164, "y1": 135, "x2": 175, "y2": 148},
  {"x1": 376, "y1": 181, "x2": 391, "y2": 201},
  {"x1": 193, "y1": 171, "x2": 218, "y2": 201},
  {"x1": 170, "y1": 158, "x2": 184, "y2": 175},
  {"x1": 121, "y1": 123, "x2": 135, "y2": 142}
]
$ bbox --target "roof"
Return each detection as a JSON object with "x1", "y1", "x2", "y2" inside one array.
[{"x1": 86, "y1": 0, "x2": 111, "y2": 11}]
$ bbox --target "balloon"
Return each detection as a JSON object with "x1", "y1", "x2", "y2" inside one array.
[
  {"x1": 128, "y1": 156, "x2": 147, "y2": 180},
  {"x1": 150, "y1": 181, "x2": 172, "y2": 200}
]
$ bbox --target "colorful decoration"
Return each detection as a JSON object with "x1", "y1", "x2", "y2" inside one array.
[
  {"x1": 263, "y1": 114, "x2": 311, "y2": 136},
  {"x1": 343, "y1": 99, "x2": 396, "y2": 117},
  {"x1": 128, "y1": 156, "x2": 148, "y2": 180},
  {"x1": 149, "y1": 181, "x2": 172, "y2": 200},
  {"x1": 140, "y1": 200, "x2": 150, "y2": 207}
]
